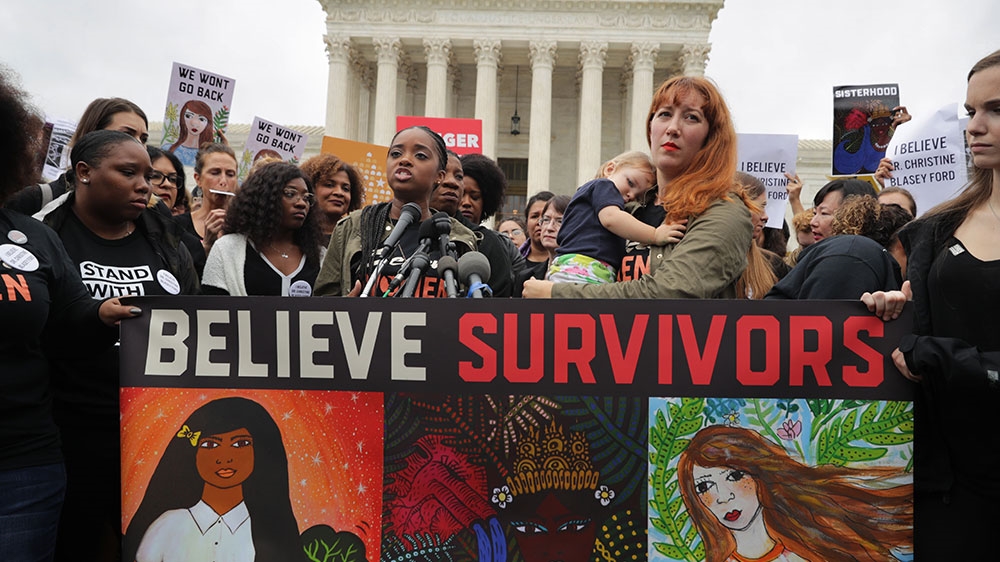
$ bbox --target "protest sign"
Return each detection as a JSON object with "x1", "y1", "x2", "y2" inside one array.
[
  {"x1": 121, "y1": 297, "x2": 914, "y2": 562},
  {"x1": 832, "y1": 84, "x2": 900, "y2": 175},
  {"x1": 321, "y1": 136, "x2": 391, "y2": 205},
  {"x1": 884, "y1": 103, "x2": 967, "y2": 216},
  {"x1": 41, "y1": 119, "x2": 75, "y2": 182},
  {"x1": 160, "y1": 62, "x2": 236, "y2": 167},
  {"x1": 238, "y1": 117, "x2": 309, "y2": 181},
  {"x1": 396, "y1": 116, "x2": 483, "y2": 155},
  {"x1": 737, "y1": 133, "x2": 799, "y2": 227}
]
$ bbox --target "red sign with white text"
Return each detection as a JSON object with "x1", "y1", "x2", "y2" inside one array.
[{"x1": 396, "y1": 116, "x2": 483, "y2": 155}]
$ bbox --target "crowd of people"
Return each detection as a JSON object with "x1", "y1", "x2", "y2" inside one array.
[{"x1": 1, "y1": 46, "x2": 998, "y2": 560}]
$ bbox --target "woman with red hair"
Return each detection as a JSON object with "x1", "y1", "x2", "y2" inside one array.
[
  {"x1": 678, "y1": 425, "x2": 912, "y2": 562},
  {"x1": 523, "y1": 76, "x2": 752, "y2": 298},
  {"x1": 165, "y1": 100, "x2": 215, "y2": 167}
]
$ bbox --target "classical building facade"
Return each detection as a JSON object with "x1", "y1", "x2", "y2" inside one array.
[{"x1": 316, "y1": 0, "x2": 725, "y2": 207}]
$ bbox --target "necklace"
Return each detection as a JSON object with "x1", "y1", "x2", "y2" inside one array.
[{"x1": 270, "y1": 244, "x2": 291, "y2": 259}]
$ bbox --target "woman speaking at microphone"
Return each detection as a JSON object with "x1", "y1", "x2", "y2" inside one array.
[{"x1": 314, "y1": 126, "x2": 478, "y2": 297}]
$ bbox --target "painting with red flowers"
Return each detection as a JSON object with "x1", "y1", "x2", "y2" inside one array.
[{"x1": 381, "y1": 394, "x2": 648, "y2": 562}]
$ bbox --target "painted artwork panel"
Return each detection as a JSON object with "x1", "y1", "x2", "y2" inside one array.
[
  {"x1": 121, "y1": 387, "x2": 383, "y2": 561},
  {"x1": 648, "y1": 397, "x2": 913, "y2": 562},
  {"x1": 382, "y1": 395, "x2": 648, "y2": 562}
]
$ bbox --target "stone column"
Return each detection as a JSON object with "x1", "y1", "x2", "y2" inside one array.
[
  {"x1": 619, "y1": 63, "x2": 633, "y2": 153},
  {"x1": 344, "y1": 48, "x2": 363, "y2": 140},
  {"x1": 473, "y1": 39, "x2": 502, "y2": 158},
  {"x1": 527, "y1": 40, "x2": 557, "y2": 196},
  {"x1": 680, "y1": 43, "x2": 711, "y2": 77},
  {"x1": 372, "y1": 36, "x2": 401, "y2": 146},
  {"x1": 576, "y1": 41, "x2": 607, "y2": 185},
  {"x1": 323, "y1": 34, "x2": 351, "y2": 139},
  {"x1": 357, "y1": 62, "x2": 375, "y2": 143},
  {"x1": 396, "y1": 53, "x2": 414, "y2": 119},
  {"x1": 423, "y1": 39, "x2": 451, "y2": 118},
  {"x1": 630, "y1": 42, "x2": 659, "y2": 151},
  {"x1": 447, "y1": 58, "x2": 461, "y2": 118}
]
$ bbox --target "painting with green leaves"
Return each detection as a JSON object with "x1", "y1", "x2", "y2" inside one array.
[{"x1": 648, "y1": 397, "x2": 914, "y2": 562}]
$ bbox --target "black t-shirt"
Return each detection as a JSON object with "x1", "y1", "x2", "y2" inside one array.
[
  {"x1": 618, "y1": 202, "x2": 666, "y2": 282},
  {"x1": 53, "y1": 213, "x2": 174, "y2": 438},
  {"x1": 60, "y1": 213, "x2": 174, "y2": 298},
  {"x1": 352, "y1": 221, "x2": 449, "y2": 298},
  {"x1": 929, "y1": 237, "x2": 1000, "y2": 351},
  {"x1": 202, "y1": 244, "x2": 319, "y2": 296},
  {"x1": 0, "y1": 210, "x2": 107, "y2": 469}
]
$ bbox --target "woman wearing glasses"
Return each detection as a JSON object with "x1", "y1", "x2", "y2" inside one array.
[
  {"x1": 146, "y1": 146, "x2": 187, "y2": 215},
  {"x1": 201, "y1": 162, "x2": 323, "y2": 296},
  {"x1": 497, "y1": 217, "x2": 527, "y2": 247},
  {"x1": 538, "y1": 195, "x2": 570, "y2": 272}
]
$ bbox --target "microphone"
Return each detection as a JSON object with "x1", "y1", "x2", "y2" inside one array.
[
  {"x1": 384, "y1": 218, "x2": 439, "y2": 296},
  {"x1": 458, "y1": 251, "x2": 492, "y2": 298},
  {"x1": 438, "y1": 255, "x2": 459, "y2": 298},
  {"x1": 377, "y1": 202, "x2": 421, "y2": 258},
  {"x1": 361, "y1": 202, "x2": 422, "y2": 298},
  {"x1": 432, "y1": 212, "x2": 456, "y2": 258},
  {"x1": 399, "y1": 252, "x2": 431, "y2": 297}
]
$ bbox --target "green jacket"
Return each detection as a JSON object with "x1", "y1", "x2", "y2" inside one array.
[
  {"x1": 551, "y1": 194, "x2": 751, "y2": 299},
  {"x1": 314, "y1": 208, "x2": 479, "y2": 296}
]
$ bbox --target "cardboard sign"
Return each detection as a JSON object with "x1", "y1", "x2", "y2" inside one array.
[
  {"x1": 737, "y1": 133, "x2": 799, "y2": 228},
  {"x1": 884, "y1": 103, "x2": 968, "y2": 216},
  {"x1": 42, "y1": 119, "x2": 76, "y2": 182},
  {"x1": 396, "y1": 115, "x2": 483, "y2": 155},
  {"x1": 320, "y1": 136, "x2": 391, "y2": 205},
  {"x1": 832, "y1": 84, "x2": 900, "y2": 175},
  {"x1": 238, "y1": 117, "x2": 308, "y2": 181},
  {"x1": 160, "y1": 62, "x2": 236, "y2": 167}
]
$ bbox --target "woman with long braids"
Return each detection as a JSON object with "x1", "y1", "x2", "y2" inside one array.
[
  {"x1": 678, "y1": 425, "x2": 912, "y2": 562},
  {"x1": 314, "y1": 125, "x2": 478, "y2": 297},
  {"x1": 201, "y1": 162, "x2": 322, "y2": 296}
]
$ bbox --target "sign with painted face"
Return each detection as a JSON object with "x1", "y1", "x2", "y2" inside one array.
[{"x1": 160, "y1": 62, "x2": 236, "y2": 167}]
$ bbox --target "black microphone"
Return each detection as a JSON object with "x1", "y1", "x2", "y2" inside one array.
[
  {"x1": 360, "y1": 202, "x2": 422, "y2": 298},
  {"x1": 432, "y1": 212, "x2": 456, "y2": 258},
  {"x1": 384, "y1": 218, "x2": 438, "y2": 296},
  {"x1": 438, "y1": 255, "x2": 459, "y2": 298},
  {"x1": 458, "y1": 251, "x2": 492, "y2": 298},
  {"x1": 399, "y1": 252, "x2": 431, "y2": 298},
  {"x1": 377, "y1": 202, "x2": 421, "y2": 258}
]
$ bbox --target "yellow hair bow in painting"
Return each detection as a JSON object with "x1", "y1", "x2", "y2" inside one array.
[{"x1": 176, "y1": 425, "x2": 201, "y2": 446}]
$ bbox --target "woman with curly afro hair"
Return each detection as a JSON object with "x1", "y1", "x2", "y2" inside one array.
[
  {"x1": 201, "y1": 162, "x2": 323, "y2": 296},
  {"x1": 299, "y1": 153, "x2": 364, "y2": 247}
]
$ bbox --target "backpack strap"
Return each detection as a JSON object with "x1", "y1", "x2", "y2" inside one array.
[{"x1": 38, "y1": 183, "x2": 53, "y2": 207}]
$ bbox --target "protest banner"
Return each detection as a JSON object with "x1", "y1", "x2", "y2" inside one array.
[
  {"x1": 320, "y1": 136, "x2": 391, "y2": 205},
  {"x1": 41, "y1": 119, "x2": 75, "y2": 182},
  {"x1": 396, "y1": 116, "x2": 484, "y2": 155},
  {"x1": 884, "y1": 103, "x2": 967, "y2": 216},
  {"x1": 737, "y1": 133, "x2": 798, "y2": 227},
  {"x1": 121, "y1": 297, "x2": 914, "y2": 562},
  {"x1": 238, "y1": 117, "x2": 309, "y2": 181},
  {"x1": 832, "y1": 84, "x2": 900, "y2": 175},
  {"x1": 160, "y1": 62, "x2": 236, "y2": 167}
]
